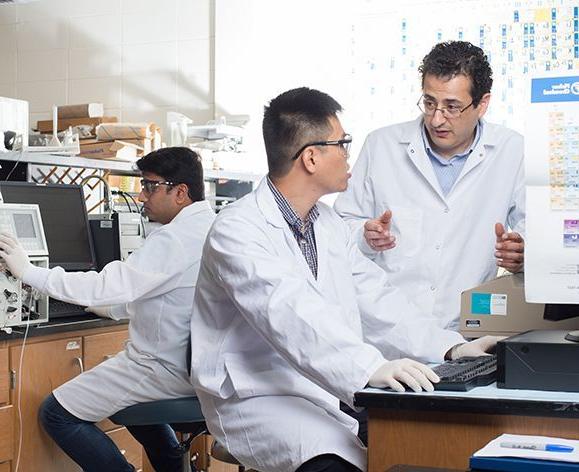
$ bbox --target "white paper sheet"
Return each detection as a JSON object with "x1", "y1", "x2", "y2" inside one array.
[{"x1": 474, "y1": 433, "x2": 579, "y2": 463}]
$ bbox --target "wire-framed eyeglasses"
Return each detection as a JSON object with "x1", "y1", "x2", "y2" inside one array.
[
  {"x1": 140, "y1": 179, "x2": 177, "y2": 194},
  {"x1": 417, "y1": 96, "x2": 473, "y2": 119},
  {"x1": 291, "y1": 134, "x2": 352, "y2": 161}
]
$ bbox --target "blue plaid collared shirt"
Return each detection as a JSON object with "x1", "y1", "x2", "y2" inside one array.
[{"x1": 267, "y1": 177, "x2": 319, "y2": 279}]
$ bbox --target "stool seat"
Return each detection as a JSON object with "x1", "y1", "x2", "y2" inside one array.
[{"x1": 110, "y1": 396, "x2": 204, "y2": 427}]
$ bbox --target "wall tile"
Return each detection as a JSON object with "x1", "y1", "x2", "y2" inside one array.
[
  {"x1": 16, "y1": 80, "x2": 67, "y2": 113},
  {"x1": 69, "y1": 77, "x2": 122, "y2": 108},
  {"x1": 122, "y1": 42, "x2": 177, "y2": 75},
  {"x1": 122, "y1": 72, "x2": 178, "y2": 108},
  {"x1": 177, "y1": 0, "x2": 211, "y2": 40},
  {"x1": 0, "y1": 24, "x2": 17, "y2": 52},
  {"x1": 17, "y1": 0, "x2": 71, "y2": 22},
  {"x1": 0, "y1": 4, "x2": 17, "y2": 25},
  {"x1": 17, "y1": 19, "x2": 68, "y2": 51},
  {"x1": 0, "y1": 51, "x2": 16, "y2": 84},
  {"x1": 69, "y1": 15, "x2": 122, "y2": 49},
  {"x1": 69, "y1": 47, "x2": 121, "y2": 79},
  {"x1": 68, "y1": 0, "x2": 121, "y2": 18},
  {"x1": 0, "y1": 83, "x2": 16, "y2": 99},
  {"x1": 121, "y1": 0, "x2": 173, "y2": 14},
  {"x1": 18, "y1": 49, "x2": 67, "y2": 82},
  {"x1": 122, "y1": 1, "x2": 177, "y2": 44}
]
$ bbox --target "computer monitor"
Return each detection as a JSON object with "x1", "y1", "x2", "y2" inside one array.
[{"x1": 0, "y1": 182, "x2": 97, "y2": 271}]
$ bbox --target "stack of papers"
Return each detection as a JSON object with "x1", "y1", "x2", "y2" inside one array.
[{"x1": 472, "y1": 434, "x2": 579, "y2": 470}]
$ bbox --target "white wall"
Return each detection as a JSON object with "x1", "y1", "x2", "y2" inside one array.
[{"x1": 0, "y1": 0, "x2": 215, "y2": 136}]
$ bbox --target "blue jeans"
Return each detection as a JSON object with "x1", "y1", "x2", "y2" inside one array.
[{"x1": 39, "y1": 393, "x2": 186, "y2": 472}]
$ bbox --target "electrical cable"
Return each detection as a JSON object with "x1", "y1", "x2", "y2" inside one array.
[
  {"x1": 14, "y1": 288, "x2": 34, "y2": 472},
  {"x1": 124, "y1": 192, "x2": 140, "y2": 214},
  {"x1": 4, "y1": 148, "x2": 24, "y2": 181},
  {"x1": 117, "y1": 192, "x2": 133, "y2": 213}
]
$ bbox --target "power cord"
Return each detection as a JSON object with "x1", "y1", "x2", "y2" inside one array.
[
  {"x1": 4, "y1": 148, "x2": 24, "y2": 181},
  {"x1": 14, "y1": 288, "x2": 34, "y2": 472}
]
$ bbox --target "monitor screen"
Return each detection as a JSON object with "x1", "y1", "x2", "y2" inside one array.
[{"x1": 0, "y1": 182, "x2": 96, "y2": 271}]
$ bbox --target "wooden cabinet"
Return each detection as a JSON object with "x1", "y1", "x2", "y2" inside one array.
[
  {"x1": 0, "y1": 405, "x2": 14, "y2": 464},
  {"x1": 10, "y1": 336, "x2": 84, "y2": 471},
  {"x1": 0, "y1": 348, "x2": 8, "y2": 405},
  {"x1": 83, "y1": 331, "x2": 128, "y2": 371},
  {"x1": 83, "y1": 330, "x2": 130, "y2": 433},
  {"x1": 5, "y1": 324, "x2": 136, "y2": 472}
]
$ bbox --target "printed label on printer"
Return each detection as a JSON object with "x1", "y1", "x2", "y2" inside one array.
[
  {"x1": 471, "y1": 293, "x2": 507, "y2": 315},
  {"x1": 465, "y1": 319, "x2": 481, "y2": 328}
]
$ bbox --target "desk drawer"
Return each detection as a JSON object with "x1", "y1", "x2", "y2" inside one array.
[
  {"x1": 84, "y1": 330, "x2": 128, "y2": 371},
  {"x1": 86, "y1": 329, "x2": 129, "y2": 432},
  {"x1": 0, "y1": 405, "x2": 13, "y2": 463}
]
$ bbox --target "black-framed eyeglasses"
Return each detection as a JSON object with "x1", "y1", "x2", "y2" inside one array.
[
  {"x1": 291, "y1": 134, "x2": 352, "y2": 161},
  {"x1": 140, "y1": 179, "x2": 177, "y2": 194},
  {"x1": 417, "y1": 96, "x2": 474, "y2": 119}
]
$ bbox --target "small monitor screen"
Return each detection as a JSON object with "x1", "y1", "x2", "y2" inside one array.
[
  {"x1": 0, "y1": 183, "x2": 96, "y2": 270},
  {"x1": 13, "y1": 213, "x2": 36, "y2": 238}
]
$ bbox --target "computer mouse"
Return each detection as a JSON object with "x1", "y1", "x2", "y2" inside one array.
[{"x1": 565, "y1": 330, "x2": 579, "y2": 342}]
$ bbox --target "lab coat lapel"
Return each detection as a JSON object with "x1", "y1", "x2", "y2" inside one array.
[
  {"x1": 403, "y1": 117, "x2": 446, "y2": 202},
  {"x1": 255, "y1": 179, "x2": 319, "y2": 284},
  {"x1": 452, "y1": 121, "x2": 495, "y2": 189},
  {"x1": 313, "y1": 216, "x2": 328, "y2": 285}
]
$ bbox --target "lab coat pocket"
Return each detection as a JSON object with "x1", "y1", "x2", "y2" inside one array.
[
  {"x1": 385, "y1": 205, "x2": 423, "y2": 258},
  {"x1": 224, "y1": 354, "x2": 297, "y2": 399}
]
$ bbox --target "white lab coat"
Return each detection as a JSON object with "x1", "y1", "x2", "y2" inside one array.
[
  {"x1": 334, "y1": 117, "x2": 525, "y2": 332},
  {"x1": 23, "y1": 200, "x2": 215, "y2": 421},
  {"x1": 190, "y1": 180, "x2": 464, "y2": 472}
]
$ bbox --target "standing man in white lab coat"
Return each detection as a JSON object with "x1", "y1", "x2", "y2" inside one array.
[
  {"x1": 0, "y1": 147, "x2": 215, "y2": 472},
  {"x1": 334, "y1": 41, "x2": 525, "y2": 334},
  {"x1": 190, "y1": 87, "x2": 499, "y2": 472}
]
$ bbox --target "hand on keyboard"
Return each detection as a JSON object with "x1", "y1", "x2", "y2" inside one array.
[
  {"x1": 379, "y1": 355, "x2": 498, "y2": 392},
  {"x1": 451, "y1": 335, "x2": 506, "y2": 360},
  {"x1": 85, "y1": 306, "x2": 112, "y2": 319},
  {"x1": 368, "y1": 358, "x2": 440, "y2": 393}
]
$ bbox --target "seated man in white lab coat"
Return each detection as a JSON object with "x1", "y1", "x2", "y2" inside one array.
[
  {"x1": 189, "y1": 87, "x2": 499, "y2": 472},
  {"x1": 0, "y1": 147, "x2": 215, "y2": 472},
  {"x1": 334, "y1": 40, "x2": 525, "y2": 336}
]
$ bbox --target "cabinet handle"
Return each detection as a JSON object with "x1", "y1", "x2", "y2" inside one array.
[
  {"x1": 74, "y1": 357, "x2": 84, "y2": 374},
  {"x1": 9, "y1": 369, "x2": 16, "y2": 390}
]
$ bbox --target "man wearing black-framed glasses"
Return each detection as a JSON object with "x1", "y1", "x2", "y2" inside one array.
[
  {"x1": 0, "y1": 147, "x2": 215, "y2": 472},
  {"x1": 189, "y1": 87, "x2": 499, "y2": 472},
  {"x1": 335, "y1": 40, "x2": 525, "y2": 338}
]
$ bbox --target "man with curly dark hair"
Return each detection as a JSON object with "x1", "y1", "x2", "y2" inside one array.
[{"x1": 335, "y1": 40, "x2": 525, "y2": 343}]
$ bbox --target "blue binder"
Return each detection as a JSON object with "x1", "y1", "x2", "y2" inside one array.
[{"x1": 470, "y1": 456, "x2": 579, "y2": 471}]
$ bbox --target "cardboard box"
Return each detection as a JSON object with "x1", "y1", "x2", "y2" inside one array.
[
  {"x1": 37, "y1": 116, "x2": 118, "y2": 134},
  {"x1": 79, "y1": 139, "x2": 139, "y2": 162}
]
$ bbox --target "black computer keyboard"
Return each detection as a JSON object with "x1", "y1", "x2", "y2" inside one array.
[
  {"x1": 49, "y1": 299, "x2": 87, "y2": 318},
  {"x1": 432, "y1": 354, "x2": 497, "y2": 391}
]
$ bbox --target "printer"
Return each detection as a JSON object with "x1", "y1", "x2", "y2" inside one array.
[{"x1": 459, "y1": 273, "x2": 579, "y2": 338}]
